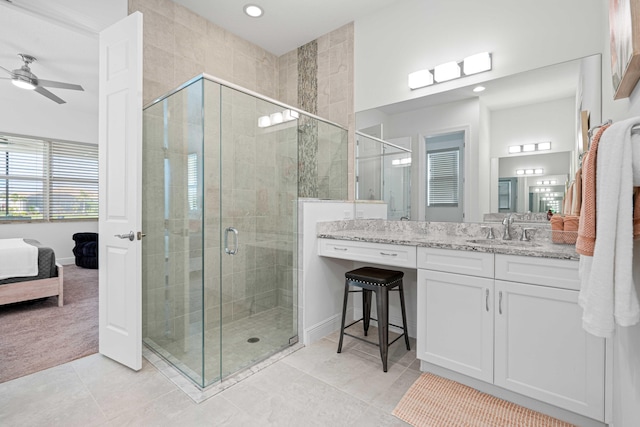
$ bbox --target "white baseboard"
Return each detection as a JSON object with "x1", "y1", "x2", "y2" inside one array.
[
  {"x1": 303, "y1": 310, "x2": 350, "y2": 345},
  {"x1": 57, "y1": 257, "x2": 75, "y2": 266}
]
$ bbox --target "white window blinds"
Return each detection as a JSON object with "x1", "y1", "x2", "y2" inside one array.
[
  {"x1": 427, "y1": 148, "x2": 459, "y2": 207},
  {"x1": 0, "y1": 137, "x2": 46, "y2": 220},
  {"x1": 0, "y1": 135, "x2": 98, "y2": 221},
  {"x1": 50, "y1": 141, "x2": 99, "y2": 219}
]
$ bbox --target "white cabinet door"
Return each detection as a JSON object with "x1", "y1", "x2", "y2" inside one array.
[
  {"x1": 417, "y1": 269, "x2": 494, "y2": 382},
  {"x1": 494, "y1": 280, "x2": 605, "y2": 421}
]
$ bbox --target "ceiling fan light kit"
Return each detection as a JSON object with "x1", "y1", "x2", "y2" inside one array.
[{"x1": 1, "y1": 53, "x2": 84, "y2": 104}]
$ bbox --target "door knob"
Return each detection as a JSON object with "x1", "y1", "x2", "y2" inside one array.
[{"x1": 115, "y1": 231, "x2": 135, "y2": 241}]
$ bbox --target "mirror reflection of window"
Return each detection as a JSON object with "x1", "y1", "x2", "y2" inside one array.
[
  {"x1": 498, "y1": 178, "x2": 517, "y2": 212},
  {"x1": 187, "y1": 153, "x2": 198, "y2": 212},
  {"x1": 424, "y1": 130, "x2": 464, "y2": 222}
]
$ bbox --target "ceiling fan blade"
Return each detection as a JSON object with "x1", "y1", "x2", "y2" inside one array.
[
  {"x1": 38, "y1": 79, "x2": 84, "y2": 91},
  {"x1": 0, "y1": 65, "x2": 15, "y2": 77},
  {"x1": 34, "y1": 86, "x2": 66, "y2": 104}
]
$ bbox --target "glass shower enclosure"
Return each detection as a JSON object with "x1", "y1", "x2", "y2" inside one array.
[
  {"x1": 355, "y1": 132, "x2": 412, "y2": 220},
  {"x1": 142, "y1": 75, "x2": 347, "y2": 388}
]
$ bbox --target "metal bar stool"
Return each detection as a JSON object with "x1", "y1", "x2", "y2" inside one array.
[{"x1": 337, "y1": 266, "x2": 411, "y2": 372}]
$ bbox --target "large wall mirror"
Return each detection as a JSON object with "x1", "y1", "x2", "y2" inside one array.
[{"x1": 355, "y1": 54, "x2": 601, "y2": 223}]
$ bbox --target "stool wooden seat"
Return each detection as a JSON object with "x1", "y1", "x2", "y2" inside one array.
[{"x1": 337, "y1": 266, "x2": 411, "y2": 372}]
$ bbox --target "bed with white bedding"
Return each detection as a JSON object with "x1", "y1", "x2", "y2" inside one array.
[{"x1": 0, "y1": 238, "x2": 64, "y2": 307}]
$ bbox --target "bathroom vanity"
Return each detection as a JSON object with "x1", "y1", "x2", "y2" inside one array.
[{"x1": 317, "y1": 220, "x2": 609, "y2": 425}]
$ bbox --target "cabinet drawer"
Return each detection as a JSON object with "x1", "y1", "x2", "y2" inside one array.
[
  {"x1": 417, "y1": 247, "x2": 494, "y2": 278},
  {"x1": 318, "y1": 238, "x2": 416, "y2": 268},
  {"x1": 495, "y1": 254, "x2": 579, "y2": 290}
]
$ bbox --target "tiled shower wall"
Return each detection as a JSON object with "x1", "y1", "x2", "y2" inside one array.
[{"x1": 130, "y1": 0, "x2": 353, "y2": 200}]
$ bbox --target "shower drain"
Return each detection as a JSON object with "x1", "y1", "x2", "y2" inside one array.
[{"x1": 247, "y1": 337, "x2": 260, "y2": 343}]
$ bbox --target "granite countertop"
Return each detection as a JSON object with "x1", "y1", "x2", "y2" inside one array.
[{"x1": 317, "y1": 220, "x2": 579, "y2": 261}]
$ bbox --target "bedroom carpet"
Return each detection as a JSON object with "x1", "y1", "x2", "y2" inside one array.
[{"x1": 0, "y1": 265, "x2": 98, "y2": 383}]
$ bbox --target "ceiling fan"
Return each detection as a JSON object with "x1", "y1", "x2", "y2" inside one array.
[{"x1": 0, "y1": 53, "x2": 84, "y2": 104}]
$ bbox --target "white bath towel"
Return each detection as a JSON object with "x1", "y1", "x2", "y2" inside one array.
[
  {"x1": 0, "y1": 238, "x2": 39, "y2": 280},
  {"x1": 579, "y1": 117, "x2": 640, "y2": 337}
]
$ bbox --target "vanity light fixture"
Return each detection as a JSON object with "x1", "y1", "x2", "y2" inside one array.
[
  {"x1": 270, "y1": 112, "x2": 283, "y2": 125},
  {"x1": 508, "y1": 145, "x2": 522, "y2": 154},
  {"x1": 516, "y1": 168, "x2": 544, "y2": 175},
  {"x1": 408, "y1": 69, "x2": 434, "y2": 89},
  {"x1": 408, "y1": 52, "x2": 492, "y2": 90},
  {"x1": 508, "y1": 141, "x2": 552, "y2": 154},
  {"x1": 392, "y1": 157, "x2": 412, "y2": 167},
  {"x1": 463, "y1": 52, "x2": 492, "y2": 75},
  {"x1": 244, "y1": 4, "x2": 263, "y2": 18},
  {"x1": 257, "y1": 116, "x2": 271, "y2": 128},
  {"x1": 258, "y1": 109, "x2": 299, "y2": 128},
  {"x1": 434, "y1": 61, "x2": 461, "y2": 82}
]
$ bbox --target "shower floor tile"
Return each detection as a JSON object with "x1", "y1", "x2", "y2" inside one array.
[{"x1": 145, "y1": 307, "x2": 296, "y2": 387}]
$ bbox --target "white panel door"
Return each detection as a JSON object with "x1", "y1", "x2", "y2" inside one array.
[
  {"x1": 98, "y1": 12, "x2": 143, "y2": 371},
  {"x1": 494, "y1": 280, "x2": 606, "y2": 421},
  {"x1": 417, "y1": 269, "x2": 494, "y2": 382}
]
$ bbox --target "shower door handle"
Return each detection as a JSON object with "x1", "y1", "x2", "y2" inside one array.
[{"x1": 225, "y1": 227, "x2": 239, "y2": 255}]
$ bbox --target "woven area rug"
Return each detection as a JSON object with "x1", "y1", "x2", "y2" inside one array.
[
  {"x1": 393, "y1": 373, "x2": 576, "y2": 427},
  {"x1": 0, "y1": 265, "x2": 98, "y2": 383}
]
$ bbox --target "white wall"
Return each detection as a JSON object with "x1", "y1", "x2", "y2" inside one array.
[{"x1": 354, "y1": 0, "x2": 604, "y2": 112}]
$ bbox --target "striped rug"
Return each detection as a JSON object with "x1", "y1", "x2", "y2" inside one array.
[{"x1": 393, "y1": 373, "x2": 576, "y2": 427}]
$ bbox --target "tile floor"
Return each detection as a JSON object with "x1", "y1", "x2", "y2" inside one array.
[{"x1": 0, "y1": 328, "x2": 419, "y2": 426}]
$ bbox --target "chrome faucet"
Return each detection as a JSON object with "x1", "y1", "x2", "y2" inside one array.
[
  {"x1": 502, "y1": 214, "x2": 515, "y2": 240},
  {"x1": 480, "y1": 225, "x2": 495, "y2": 239},
  {"x1": 520, "y1": 227, "x2": 536, "y2": 242}
]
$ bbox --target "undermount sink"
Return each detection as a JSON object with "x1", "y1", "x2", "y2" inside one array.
[{"x1": 466, "y1": 239, "x2": 542, "y2": 247}]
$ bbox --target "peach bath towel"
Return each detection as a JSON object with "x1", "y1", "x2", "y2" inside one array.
[
  {"x1": 571, "y1": 168, "x2": 583, "y2": 216},
  {"x1": 576, "y1": 124, "x2": 610, "y2": 256},
  {"x1": 563, "y1": 182, "x2": 574, "y2": 215}
]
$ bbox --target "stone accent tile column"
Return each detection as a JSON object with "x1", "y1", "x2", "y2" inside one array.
[{"x1": 297, "y1": 41, "x2": 319, "y2": 198}]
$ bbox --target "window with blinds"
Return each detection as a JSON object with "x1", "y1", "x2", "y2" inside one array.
[
  {"x1": 187, "y1": 153, "x2": 198, "y2": 211},
  {"x1": 427, "y1": 148, "x2": 459, "y2": 207},
  {"x1": 0, "y1": 135, "x2": 98, "y2": 221}
]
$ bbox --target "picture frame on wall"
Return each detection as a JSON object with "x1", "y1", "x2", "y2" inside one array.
[{"x1": 610, "y1": 0, "x2": 640, "y2": 99}]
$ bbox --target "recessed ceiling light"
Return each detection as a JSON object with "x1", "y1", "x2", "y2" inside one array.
[
  {"x1": 244, "y1": 4, "x2": 263, "y2": 18},
  {"x1": 473, "y1": 86, "x2": 485, "y2": 92}
]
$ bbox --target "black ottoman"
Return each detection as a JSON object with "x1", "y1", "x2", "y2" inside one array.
[{"x1": 72, "y1": 232, "x2": 98, "y2": 269}]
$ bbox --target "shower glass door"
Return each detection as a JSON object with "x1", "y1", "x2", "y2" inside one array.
[
  {"x1": 142, "y1": 78, "x2": 211, "y2": 387},
  {"x1": 216, "y1": 84, "x2": 299, "y2": 380}
]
